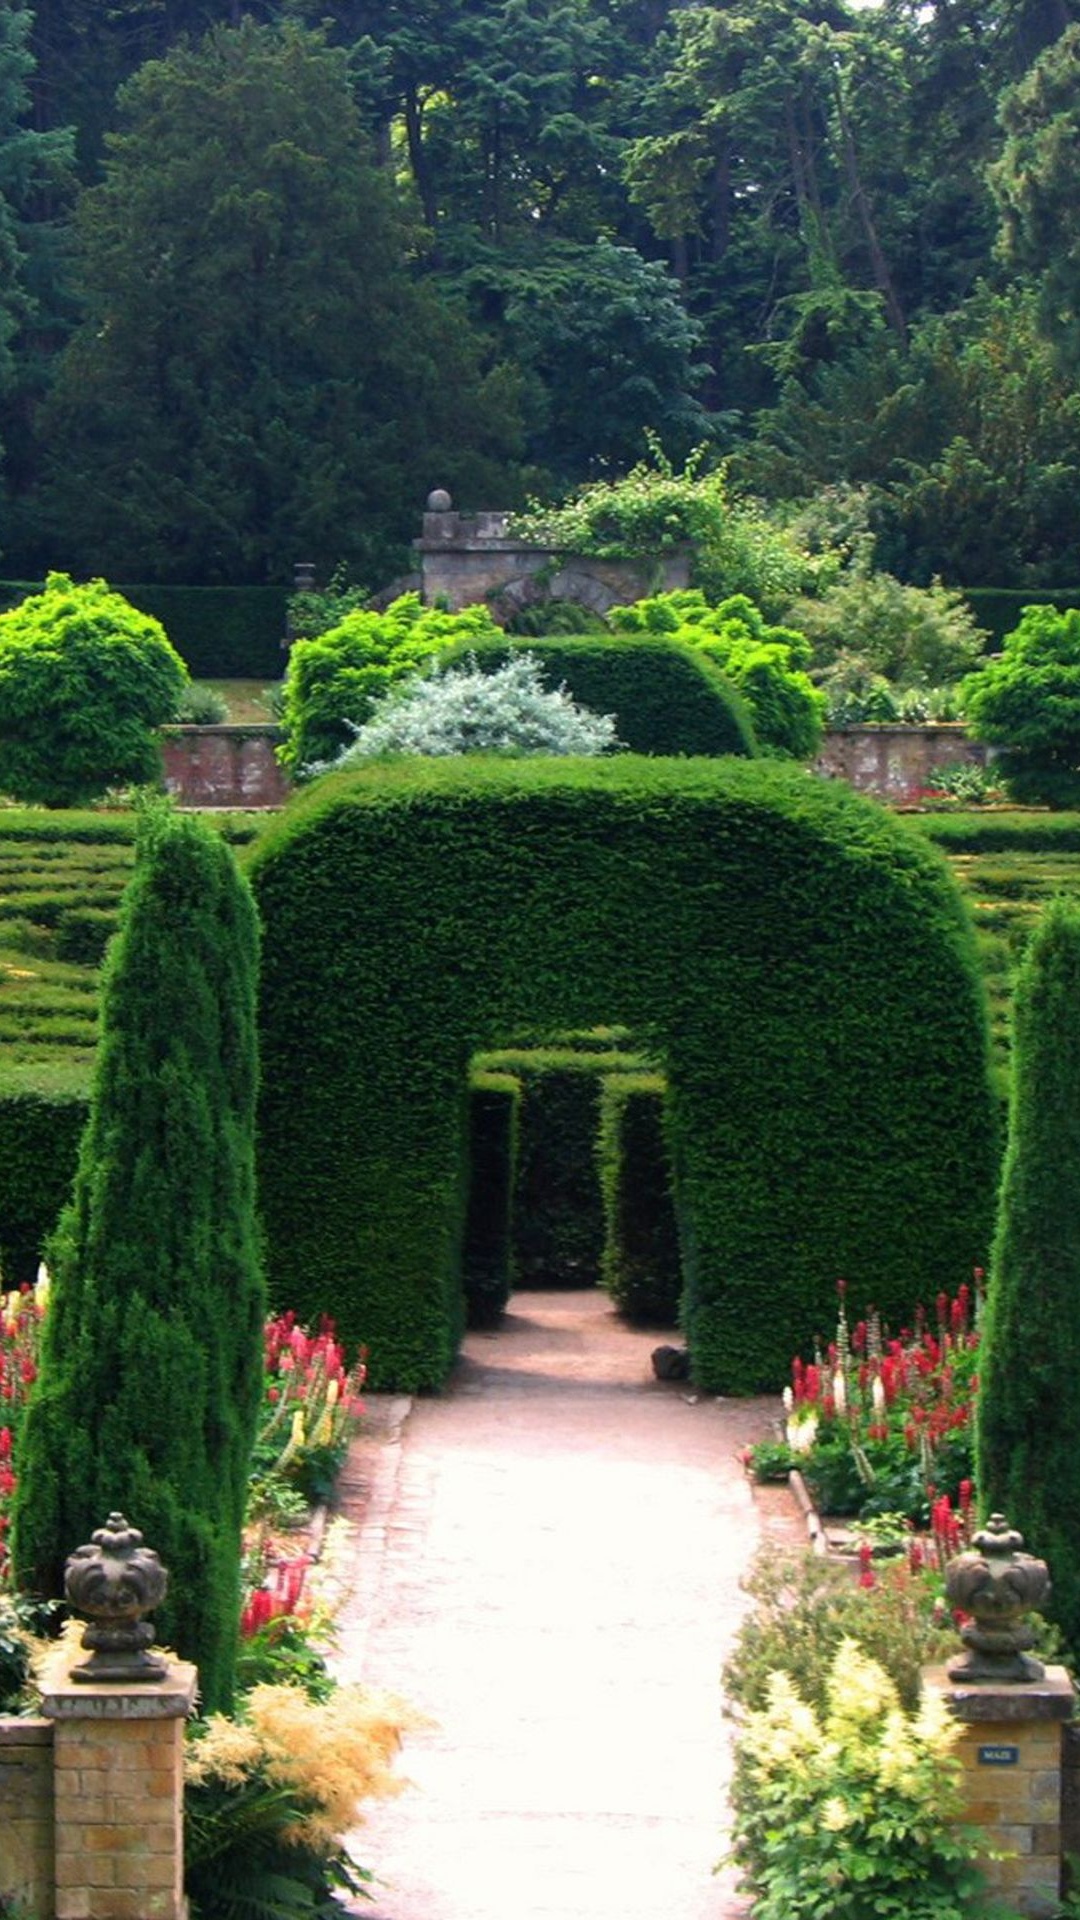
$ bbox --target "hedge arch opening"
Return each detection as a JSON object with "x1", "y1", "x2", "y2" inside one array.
[{"x1": 250, "y1": 757, "x2": 999, "y2": 1394}]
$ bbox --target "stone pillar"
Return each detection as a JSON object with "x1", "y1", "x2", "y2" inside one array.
[
  {"x1": 923, "y1": 1664, "x2": 1075, "y2": 1918},
  {"x1": 39, "y1": 1654, "x2": 197, "y2": 1920}
]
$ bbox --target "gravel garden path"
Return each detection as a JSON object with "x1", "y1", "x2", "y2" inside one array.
[{"x1": 332, "y1": 1289, "x2": 797, "y2": 1920}]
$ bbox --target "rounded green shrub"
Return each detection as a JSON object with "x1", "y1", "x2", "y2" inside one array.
[
  {"x1": 325, "y1": 653, "x2": 621, "y2": 763},
  {"x1": 608, "y1": 590, "x2": 824, "y2": 758},
  {"x1": 278, "y1": 593, "x2": 503, "y2": 774},
  {"x1": 0, "y1": 573, "x2": 189, "y2": 807},
  {"x1": 963, "y1": 602, "x2": 1080, "y2": 806}
]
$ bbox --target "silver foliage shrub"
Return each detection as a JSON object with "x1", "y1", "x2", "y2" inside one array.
[{"x1": 317, "y1": 654, "x2": 622, "y2": 766}]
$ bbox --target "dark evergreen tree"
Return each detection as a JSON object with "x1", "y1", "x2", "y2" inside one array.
[
  {"x1": 11, "y1": 804, "x2": 265, "y2": 1714},
  {"x1": 991, "y1": 25, "x2": 1080, "y2": 375},
  {"x1": 23, "y1": 19, "x2": 522, "y2": 585},
  {"x1": 976, "y1": 894, "x2": 1080, "y2": 1651},
  {"x1": 0, "y1": 0, "x2": 74, "y2": 523}
]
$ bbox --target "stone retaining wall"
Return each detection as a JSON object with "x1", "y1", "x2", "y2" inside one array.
[
  {"x1": 160, "y1": 722, "x2": 993, "y2": 810},
  {"x1": 816, "y1": 723, "x2": 994, "y2": 804},
  {"x1": 414, "y1": 504, "x2": 691, "y2": 614},
  {"x1": 161, "y1": 725, "x2": 289, "y2": 810}
]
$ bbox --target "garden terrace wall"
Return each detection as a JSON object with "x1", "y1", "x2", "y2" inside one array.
[
  {"x1": 414, "y1": 504, "x2": 691, "y2": 613},
  {"x1": 161, "y1": 725, "x2": 289, "y2": 809},
  {"x1": 158, "y1": 722, "x2": 993, "y2": 807},
  {"x1": 250, "y1": 756, "x2": 998, "y2": 1394},
  {"x1": 816, "y1": 725, "x2": 994, "y2": 803}
]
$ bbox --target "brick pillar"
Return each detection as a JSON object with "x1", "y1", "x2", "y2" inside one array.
[
  {"x1": 923, "y1": 1663, "x2": 1076, "y2": 1918},
  {"x1": 40, "y1": 1654, "x2": 197, "y2": 1920},
  {"x1": 0, "y1": 1716, "x2": 55, "y2": 1917}
]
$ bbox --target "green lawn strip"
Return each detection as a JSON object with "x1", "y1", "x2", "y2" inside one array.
[{"x1": 201, "y1": 679, "x2": 283, "y2": 724}]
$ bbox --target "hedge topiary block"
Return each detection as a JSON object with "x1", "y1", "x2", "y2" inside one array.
[
  {"x1": 0, "y1": 1083, "x2": 89, "y2": 1283},
  {"x1": 474, "y1": 1043, "x2": 653, "y2": 1292},
  {"x1": 463, "y1": 1071, "x2": 520, "y2": 1328},
  {"x1": 597, "y1": 1071, "x2": 681, "y2": 1327},
  {"x1": 250, "y1": 757, "x2": 998, "y2": 1394},
  {"x1": 439, "y1": 634, "x2": 758, "y2": 758}
]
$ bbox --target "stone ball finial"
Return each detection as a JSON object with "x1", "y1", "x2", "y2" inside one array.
[
  {"x1": 426, "y1": 488, "x2": 453, "y2": 513},
  {"x1": 64, "y1": 1512, "x2": 170, "y2": 1683}
]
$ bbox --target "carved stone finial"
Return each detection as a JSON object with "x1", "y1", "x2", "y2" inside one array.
[
  {"x1": 64, "y1": 1513, "x2": 170, "y2": 1683},
  {"x1": 945, "y1": 1512, "x2": 1050, "y2": 1684},
  {"x1": 426, "y1": 488, "x2": 452, "y2": 513}
]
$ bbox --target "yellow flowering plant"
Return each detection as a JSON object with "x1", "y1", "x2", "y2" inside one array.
[
  {"x1": 725, "y1": 1639, "x2": 998, "y2": 1920},
  {"x1": 184, "y1": 1681, "x2": 421, "y2": 1919}
]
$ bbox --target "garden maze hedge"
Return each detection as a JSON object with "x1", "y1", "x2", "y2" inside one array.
[{"x1": 251, "y1": 757, "x2": 999, "y2": 1393}]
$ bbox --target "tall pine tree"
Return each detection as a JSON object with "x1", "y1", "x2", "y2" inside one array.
[
  {"x1": 977, "y1": 894, "x2": 1080, "y2": 1650},
  {"x1": 11, "y1": 805, "x2": 264, "y2": 1713}
]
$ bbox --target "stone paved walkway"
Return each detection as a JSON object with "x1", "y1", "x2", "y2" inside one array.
[{"x1": 332, "y1": 1289, "x2": 795, "y2": 1920}]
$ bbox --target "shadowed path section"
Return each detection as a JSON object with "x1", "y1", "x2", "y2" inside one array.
[{"x1": 332, "y1": 1290, "x2": 791, "y2": 1920}]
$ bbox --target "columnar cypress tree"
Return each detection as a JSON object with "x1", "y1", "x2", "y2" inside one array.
[
  {"x1": 11, "y1": 804, "x2": 264, "y2": 1712},
  {"x1": 977, "y1": 894, "x2": 1080, "y2": 1650}
]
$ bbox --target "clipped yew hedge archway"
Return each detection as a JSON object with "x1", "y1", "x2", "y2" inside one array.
[{"x1": 250, "y1": 758, "x2": 998, "y2": 1393}]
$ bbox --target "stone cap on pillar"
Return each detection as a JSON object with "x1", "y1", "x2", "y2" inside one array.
[
  {"x1": 39, "y1": 1655, "x2": 198, "y2": 1722},
  {"x1": 923, "y1": 1662, "x2": 1076, "y2": 1723}
]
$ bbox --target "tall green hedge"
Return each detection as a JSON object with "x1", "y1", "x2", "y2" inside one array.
[
  {"x1": 12, "y1": 809, "x2": 265, "y2": 1712},
  {"x1": 597, "y1": 1072, "x2": 680, "y2": 1326},
  {"x1": 0, "y1": 1081, "x2": 88, "y2": 1283},
  {"x1": 474, "y1": 1044, "x2": 651, "y2": 1292},
  {"x1": 962, "y1": 589, "x2": 1080, "y2": 648},
  {"x1": 0, "y1": 582, "x2": 287, "y2": 679},
  {"x1": 250, "y1": 757, "x2": 998, "y2": 1393},
  {"x1": 463, "y1": 1071, "x2": 519, "y2": 1328},
  {"x1": 976, "y1": 896, "x2": 1080, "y2": 1649},
  {"x1": 438, "y1": 635, "x2": 758, "y2": 757}
]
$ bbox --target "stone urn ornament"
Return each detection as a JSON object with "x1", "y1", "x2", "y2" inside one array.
[
  {"x1": 945, "y1": 1511, "x2": 1050, "y2": 1684},
  {"x1": 64, "y1": 1512, "x2": 170, "y2": 1683}
]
